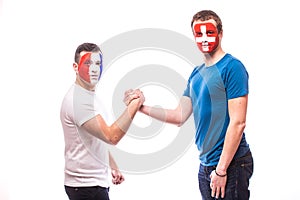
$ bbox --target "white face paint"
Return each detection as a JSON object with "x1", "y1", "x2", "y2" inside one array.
[
  {"x1": 78, "y1": 52, "x2": 103, "y2": 86},
  {"x1": 89, "y1": 53, "x2": 102, "y2": 85},
  {"x1": 193, "y1": 22, "x2": 219, "y2": 53},
  {"x1": 195, "y1": 25, "x2": 216, "y2": 51}
]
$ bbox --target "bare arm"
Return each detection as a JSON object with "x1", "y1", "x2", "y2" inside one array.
[
  {"x1": 82, "y1": 93, "x2": 144, "y2": 145},
  {"x1": 217, "y1": 95, "x2": 248, "y2": 174},
  {"x1": 109, "y1": 152, "x2": 125, "y2": 185},
  {"x1": 139, "y1": 96, "x2": 193, "y2": 126},
  {"x1": 210, "y1": 95, "x2": 248, "y2": 198}
]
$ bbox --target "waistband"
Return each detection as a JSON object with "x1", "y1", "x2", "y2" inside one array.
[{"x1": 200, "y1": 150, "x2": 252, "y2": 171}]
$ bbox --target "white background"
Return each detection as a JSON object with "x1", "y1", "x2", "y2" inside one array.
[{"x1": 1, "y1": 0, "x2": 300, "y2": 199}]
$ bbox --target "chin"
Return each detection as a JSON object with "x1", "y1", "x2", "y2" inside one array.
[{"x1": 90, "y1": 81, "x2": 98, "y2": 86}]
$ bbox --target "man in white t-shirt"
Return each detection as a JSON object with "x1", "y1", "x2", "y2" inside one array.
[{"x1": 60, "y1": 42, "x2": 144, "y2": 200}]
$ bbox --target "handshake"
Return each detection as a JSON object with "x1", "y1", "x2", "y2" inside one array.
[{"x1": 123, "y1": 89, "x2": 145, "y2": 108}]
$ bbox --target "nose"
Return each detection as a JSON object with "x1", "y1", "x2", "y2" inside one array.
[
  {"x1": 202, "y1": 33, "x2": 208, "y2": 42},
  {"x1": 90, "y1": 65, "x2": 99, "y2": 72}
]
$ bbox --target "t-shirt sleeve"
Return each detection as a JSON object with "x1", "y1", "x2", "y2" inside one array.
[
  {"x1": 225, "y1": 60, "x2": 249, "y2": 99},
  {"x1": 183, "y1": 79, "x2": 191, "y2": 97},
  {"x1": 73, "y1": 87, "x2": 101, "y2": 127},
  {"x1": 183, "y1": 67, "x2": 198, "y2": 97},
  {"x1": 76, "y1": 103, "x2": 99, "y2": 127}
]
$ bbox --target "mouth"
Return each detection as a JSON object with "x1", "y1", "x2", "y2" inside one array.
[
  {"x1": 90, "y1": 75, "x2": 99, "y2": 80},
  {"x1": 201, "y1": 42, "x2": 209, "y2": 46}
]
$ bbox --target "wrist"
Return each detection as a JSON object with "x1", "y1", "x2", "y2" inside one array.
[
  {"x1": 139, "y1": 105, "x2": 144, "y2": 111},
  {"x1": 139, "y1": 104, "x2": 149, "y2": 115},
  {"x1": 128, "y1": 98, "x2": 140, "y2": 109},
  {"x1": 214, "y1": 169, "x2": 227, "y2": 177}
]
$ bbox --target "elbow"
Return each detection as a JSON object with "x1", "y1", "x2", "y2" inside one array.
[
  {"x1": 175, "y1": 116, "x2": 188, "y2": 127},
  {"x1": 108, "y1": 136, "x2": 120, "y2": 145},
  {"x1": 172, "y1": 108, "x2": 190, "y2": 127},
  {"x1": 236, "y1": 121, "x2": 246, "y2": 133},
  {"x1": 100, "y1": 132, "x2": 120, "y2": 145},
  {"x1": 240, "y1": 120, "x2": 246, "y2": 129},
  {"x1": 108, "y1": 130, "x2": 124, "y2": 145},
  {"x1": 110, "y1": 141, "x2": 119, "y2": 146},
  {"x1": 229, "y1": 119, "x2": 246, "y2": 136},
  {"x1": 169, "y1": 116, "x2": 183, "y2": 127},
  {"x1": 105, "y1": 125, "x2": 127, "y2": 145},
  {"x1": 176, "y1": 121, "x2": 185, "y2": 127}
]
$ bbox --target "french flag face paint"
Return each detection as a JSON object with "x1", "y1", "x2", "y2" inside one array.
[
  {"x1": 78, "y1": 52, "x2": 103, "y2": 85},
  {"x1": 193, "y1": 22, "x2": 219, "y2": 53}
]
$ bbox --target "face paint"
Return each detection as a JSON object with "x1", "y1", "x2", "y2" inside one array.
[
  {"x1": 78, "y1": 52, "x2": 103, "y2": 85},
  {"x1": 193, "y1": 22, "x2": 219, "y2": 53}
]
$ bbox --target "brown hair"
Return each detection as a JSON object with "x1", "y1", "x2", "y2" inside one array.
[
  {"x1": 74, "y1": 43, "x2": 102, "y2": 63},
  {"x1": 191, "y1": 10, "x2": 223, "y2": 33}
]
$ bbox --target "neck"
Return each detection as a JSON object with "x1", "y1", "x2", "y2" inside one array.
[
  {"x1": 203, "y1": 47, "x2": 226, "y2": 67},
  {"x1": 75, "y1": 77, "x2": 96, "y2": 91}
]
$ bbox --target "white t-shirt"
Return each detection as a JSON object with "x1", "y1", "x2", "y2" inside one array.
[{"x1": 60, "y1": 84, "x2": 110, "y2": 187}]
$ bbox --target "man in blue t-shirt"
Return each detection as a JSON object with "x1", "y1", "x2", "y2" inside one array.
[{"x1": 125, "y1": 10, "x2": 253, "y2": 200}]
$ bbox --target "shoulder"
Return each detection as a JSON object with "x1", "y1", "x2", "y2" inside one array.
[
  {"x1": 225, "y1": 54, "x2": 245, "y2": 69},
  {"x1": 218, "y1": 54, "x2": 247, "y2": 76},
  {"x1": 61, "y1": 85, "x2": 75, "y2": 106},
  {"x1": 190, "y1": 64, "x2": 205, "y2": 76}
]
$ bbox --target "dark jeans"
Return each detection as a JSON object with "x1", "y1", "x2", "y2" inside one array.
[
  {"x1": 65, "y1": 185, "x2": 110, "y2": 200},
  {"x1": 198, "y1": 151, "x2": 253, "y2": 200}
]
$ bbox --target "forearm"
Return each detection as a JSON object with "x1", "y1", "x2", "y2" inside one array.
[
  {"x1": 216, "y1": 122, "x2": 245, "y2": 174},
  {"x1": 140, "y1": 105, "x2": 182, "y2": 125},
  {"x1": 109, "y1": 99, "x2": 141, "y2": 144},
  {"x1": 109, "y1": 152, "x2": 118, "y2": 170},
  {"x1": 109, "y1": 151, "x2": 125, "y2": 184},
  {"x1": 216, "y1": 95, "x2": 248, "y2": 174}
]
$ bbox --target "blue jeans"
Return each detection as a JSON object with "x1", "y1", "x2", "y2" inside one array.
[
  {"x1": 198, "y1": 151, "x2": 253, "y2": 200},
  {"x1": 65, "y1": 185, "x2": 110, "y2": 200}
]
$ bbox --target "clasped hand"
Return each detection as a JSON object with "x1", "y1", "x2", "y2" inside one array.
[{"x1": 123, "y1": 89, "x2": 144, "y2": 107}]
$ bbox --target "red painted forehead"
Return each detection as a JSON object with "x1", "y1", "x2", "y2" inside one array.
[
  {"x1": 79, "y1": 52, "x2": 92, "y2": 66},
  {"x1": 193, "y1": 22, "x2": 217, "y2": 33}
]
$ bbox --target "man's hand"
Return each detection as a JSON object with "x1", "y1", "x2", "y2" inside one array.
[
  {"x1": 123, "y1": 89, "x2": 144, "y2": 106},
  {"x1": 210, "y1": 170, "x2": 227, "y2": 199},
  {"x1": 111, "y1": 169, "x2": 125, "y2": 185}
]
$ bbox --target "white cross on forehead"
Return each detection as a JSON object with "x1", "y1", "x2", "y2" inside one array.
[{"x1": 195, "y1": 25, "x2": 216, "y2": 43}]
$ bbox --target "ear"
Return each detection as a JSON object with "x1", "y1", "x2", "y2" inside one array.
[
  {"x1": 218, "y1": 30, "x2": 223, "y2": 38},
  {"x1": 73, "y1": 62, "x2": 79, "y2": 74}
]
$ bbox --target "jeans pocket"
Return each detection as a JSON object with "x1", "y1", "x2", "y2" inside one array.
[{"x1": 240, "y1": 156, "x2": 254, "y2": 179}]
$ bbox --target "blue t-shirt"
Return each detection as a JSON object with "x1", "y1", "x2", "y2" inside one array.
[{"x1": 183, "y1": 53, "x2": 250, "y2": 166}]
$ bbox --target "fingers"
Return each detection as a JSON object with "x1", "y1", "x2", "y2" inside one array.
[
  {"x1": 215, "y1": 186, "x2": 221, "y2": 199},
  {"x1": 112, "y1": 175, "x2": 124, "y2": 184},
  {"x1": 123, "y1": 89, "x2": 145, "y2": 106},
  {"x1": 123, "y1": 89, "x2": 135, "y2": 106},
  {"x1": 210, "y1": 171, "x2": 226, "y2": 199},
  {"x1": 111, "y1": 170, "x2": 125, "y2": 185},
  {"x1": 211, "y1": 183, "x2": 222, "y2": 199},
  {"x1": 221, "y1": 186, "x2": 225, "y2": 198},
  {"x1": 210, "y1": 183, "x2": 215, "y2": 197},
  {"x1": 137, "y1": 90, "x2": 145, "y2": 105},
  {"x1": 210, "y1": 183, "x2": 220, "y2": 199},
  {"x1": 124, "y1": 89, "x2": 134, "y2": 95}
]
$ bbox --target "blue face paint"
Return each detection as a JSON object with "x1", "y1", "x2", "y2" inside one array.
[{"x1": 78, "y1": 52, "x2": 103, "y2": 85}]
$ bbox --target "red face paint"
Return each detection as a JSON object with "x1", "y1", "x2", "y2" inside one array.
[
  {"x1": 193, "y1": 22, "x2": 219, "y2": 53},
  {"x1": 78, "y1": 52, "x2": 103, "y2": 85}
]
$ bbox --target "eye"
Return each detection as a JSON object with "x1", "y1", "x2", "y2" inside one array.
[
  {"x1": 195, "y1": 32, "x2": 203, "y2": 37},
  {"x1": 84, "y1": 60, "x2": 92, "y2": 65},
  {"x1": 95, "y1": 61, "x2": 101, "y2": 66},
  {"x1": 207, "y1": 30, "x2": 216, "y2": 35}
]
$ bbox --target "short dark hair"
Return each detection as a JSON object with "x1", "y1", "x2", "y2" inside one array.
[
  {"x1": 191, "y1": 10, "x2": 223, "y2": 33},
  {"x1": 74, "y1": 43, "x2": 102, "y2": 63}
]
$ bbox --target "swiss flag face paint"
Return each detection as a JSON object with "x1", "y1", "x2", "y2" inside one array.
[
  {"x1": 78, "y1": 52, "x2": 103, "y2": 85},
  {"x1": 193, "y1": 22, "x2": 219, "y2": 53}
]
